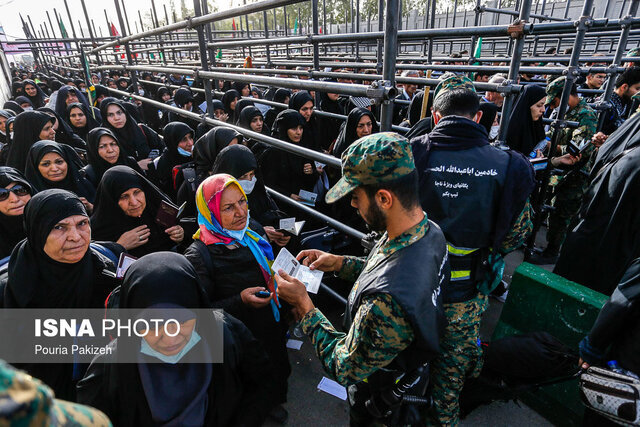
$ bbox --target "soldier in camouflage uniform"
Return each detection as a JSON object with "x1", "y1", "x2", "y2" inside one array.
[
  {"x1": 533, "y1": 76, "x2": 597, "y2": 262},
  {"x1": 0, "y1": 360, "x2": 111, "y2": 426},
  {"x1": 411, "y1": 75, "x2": 536, "y2": 425},
  {"x1": 275, "y1": 133, "x2": 449, "y2": 426}
]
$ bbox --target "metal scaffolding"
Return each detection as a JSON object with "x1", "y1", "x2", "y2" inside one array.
[{"x1": 7, "y1": 0, "x2": 640, "y2": 254}]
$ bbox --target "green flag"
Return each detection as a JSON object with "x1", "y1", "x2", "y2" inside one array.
[
  {"x1": 216, "y1": 48, "x2": 222, "y2": 59},
  {"x1": 473, "y1": 37, "x2": 483, "y2": 64},
  {"x1": 150, "y1": 52, "x2": 155, "y2": 59},
  {"x1": 293, "y1": 18, "x2": 298, "y2": 35},
  {"x1": 59, "y1": 19, "x2": 71, "y2": 50}
]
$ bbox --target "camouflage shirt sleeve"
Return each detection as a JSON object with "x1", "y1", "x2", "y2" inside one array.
[
  {"x1": 299, "y1": 293, "x2": 414, "y2": 386},
  {"x1": 499, "y1": 199, "x2": 533, "y2": 254},
  {"x1": 337, "y1": 255, "x2": 367, "y2": 282}
]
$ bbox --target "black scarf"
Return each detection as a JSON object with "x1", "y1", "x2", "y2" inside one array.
[
  {"x1": 14, "y1": 96, "x2": 32, "y2": 109},
  {"x1": 0, "y1": 167, "x2": 32, "y2": 258},
  {"x1": 193, "y1": 127, "x2": 243, "y2": 179},
  {"x1": 232, "y1": 98, "x2": 255, "y2": 125},
  {"x1": 505, "y1": 85, "x2": 547, "y2": 155},
  {"x1": 237, "y1": 106, "x2": 268, "y2": 137},
  {"x1": 5, "y1": 111, "x2": 54, "y2": 173},
  {"x1": 5, "y1": 189, "x2": 94, "y2": 308},
  {"x1": 212, "y1": 144, "x2": 280, "y2": 226},
  {"x1": 100, "y1": 97, "x2": 150, "y2": 159},
  {"x1": 155, "y1": 122, "x2": 193, "y2": 183},
  {"x1": 3, "y1": 101, "x2": 24, "y2": 116},
  {"x1": 110, "y1": 252, "x2": 214, "y2": 426},
  {"x1": 54, "y1": 85, "x2": 91, "y2": 119},
  {"x1": 90, "y1": 165, "x2": 174, "y2": 257},
  {"x1": 22, "y1": 80, "x2": 47, "y2": 109},
  {"x1": 478, "y1": 102, "x2": 499, "y2": 134},
  {"x1": 24, "y1": 140, "x2": 96, "y2": 202},
  {"x1": 288, "y1": 91, "x2": 321, "y2": 152},
  {"x1": 333, "y1": 107, "x2": 379, "y2": 158},
  {"x1": 221, "y1": 90, "x2": 240, "y2": 115},
  {"x1": 591, "y1": 110, "x2": 640, "y2": 177},
  {"x1": 37, "y1": 107, "x2": 87, "y2": 150},
  {"x1": 85, "y1": 127, "x2": 140, "y2": 185},
  {"x1": 65, "y1": 102, "x2": 100, "y2": 141}
]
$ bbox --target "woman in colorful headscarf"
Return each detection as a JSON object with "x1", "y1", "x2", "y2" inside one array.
[{"x1": 184, "y1": 174, "x2": 291, "y2": 420}]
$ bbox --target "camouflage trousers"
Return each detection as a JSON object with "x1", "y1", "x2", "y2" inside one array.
[
  {"x1": 547, "y1": 174, "x2": 588, "y2": 252},
  {"x1": 427, "y1": 294, "x2": 488, "y2": 426}
]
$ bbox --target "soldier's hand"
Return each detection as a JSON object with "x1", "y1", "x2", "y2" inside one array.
[
  {"x1": 297, "y1": 249, "x2": 344, "y2": 272},
  {"x1": 551, "y1": 153, "x2": 581, "y2": 167},
  {"x1": 275, "y1": 270, "x2": 315, "y2": 320}
]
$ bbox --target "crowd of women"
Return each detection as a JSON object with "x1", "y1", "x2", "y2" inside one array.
[{"x1": 0, "y1": 64, "x2": 557, "y2": 425}]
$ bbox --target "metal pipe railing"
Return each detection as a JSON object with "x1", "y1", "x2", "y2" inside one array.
[
  {"x1": 90, "y1": 0, "x2": 308, "y2": 54},
  {"x1": 105, "y1": 86, "x2": 341, "y2": 168}
]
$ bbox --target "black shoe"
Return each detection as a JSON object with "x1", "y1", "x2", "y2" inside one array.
[
  {"x1": 269, "y1": 405, "x2": 289, "y2": 424},
  {"x1": 527, "y1": 250, "x2": 559, "y2": 265}
]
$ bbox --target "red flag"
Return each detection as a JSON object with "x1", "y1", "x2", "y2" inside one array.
[
  {"x1": 109, "y1": 23, "x2": 125, "y2": 59},
  {"x1": 232, "y1": 18, "x2": 236, "y2": 38}
]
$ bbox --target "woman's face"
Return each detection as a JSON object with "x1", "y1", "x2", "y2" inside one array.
[
  {"x1": 287, "y1": 125, "x2": 303, "y2": 143},
  {"x1": 106, "y1": 104, "x2": 127, "y2": 129},
  {"x1": 228, "y1": 137, "x2": 239, "y2": 147},
  {"x1": 69, "y1": 107, "x2": 87, "y2": 128},
  {"x1": 229, "y1": 97, "x2": 238, "y2": 111},
  {"x1": 38, "y1": 152, "x2": 68, "y2": 182},
  {"x1": 299, "y1": 101, "x2": 313, "y2": 122},
  {"x1": 91, "y1": 75, "x2": 100, "y2": 84},
  {"x1": 219, "y1": 184, "x2": 248, "y2": 230},
  {"x1": 98, "y1": 135, "x2": 120, "y2": 164},
  {"x1": 43, "y1": 214, "x2": 91, "y2": 264},
  {"x1": 118, "y1": 187, "x2": 146, "y2": 217},
  {"x1": 0, "y1": 116, "x2": 6, "y2": 133},
  {"x1": 250, "y1": 116, "x2": 263, "y2": 133},
  {"x1": 355, "y1": 115, "x2": 374, "y2": 139},
  {"x1": 24, "y1": 84, "x2": 37, "y2": 97},
  {"x1": 142, "y1": 319, "x2": 196, "y2": 356},
  {"x1": 327, "y1": 92, "x2": 340, "y2": 101},
  {"x1": 65, "y1": 91, "x2": 79, "y2": 106},
  {"x1": 162, "y1": 93, "x2": 171, "y2": 102},
  {"x1": 108, "y1": 81, "x2": 117, "y2": 89},
  {"x1": 177, "y1": 133, "x2": 194, "y2": 153},
  {"x1": 241, "y1": 85, "x2": 250, "y2": 97},
  {"x1": 0, "y1": 182, "x2": 31, "y2": 216},
  {"x1": 238, "y1": 169, "x2": 256, "y2": 181},
  {"x1": 19, "y1": 102, "x2": 32, "y2": 110},
  {"x1": 530, "y1": 96, "x2": 546, "y2": 122}
]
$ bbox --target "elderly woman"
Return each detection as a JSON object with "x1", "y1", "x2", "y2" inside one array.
[
  {"x1": 77, "y1": 251, "x2": 275, "y2": 426},
  {"x1": 82, "y1": 127, "x2": 143, "y2": 187},
  {"x1": 0, "y1": 167, "x2": 33, "y2": 259},
  {"x1": 184, "y1": 174, "x2": 291, "y2": 421},
  {"x1": 24, "y1": 141, "x2": 96, "y2": 213},
  {"x1": 4, "y1": 189, "x2": 119, "y2": 399},
  {"x1": 91, "y1": 165, "x2": 184, "y2": 257},
  {"x1": 212, "y1": 145, "x2": 289, "y2": 247}
]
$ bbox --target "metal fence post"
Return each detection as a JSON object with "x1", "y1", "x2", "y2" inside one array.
[
  {"x1": 193, "y1": 0, "x2": 214, "y2": 118},
  {"x1": 496, "y1": 0, "x2": 533, "y2": 146},
  {"x1": 380, "y1": 0, "x2": 400, "y2": 130},
  {"x1": 114, "y1": 0, "x2": 138, "y2": 86},
  {"x1": 312, "y1": 0, "x2": 320, "y2": 71},
  {"x1": 526, "y1": 0, "x2": 596, "y2": 256}
]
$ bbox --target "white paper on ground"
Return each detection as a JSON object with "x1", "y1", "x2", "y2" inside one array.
[
  {"x1": 286, "y1": 339, "x2": 303, "y2": 350},
  {"x1": 317, "y1": 377, "x2": 347, "y2": 400}
]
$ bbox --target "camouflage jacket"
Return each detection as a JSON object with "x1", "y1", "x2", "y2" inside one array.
[
  {"x1": 552, "y1": 98, "x2": 598, "y2": 177},
  {"x1": 298, "y1": 216, "x2": 438, "y2": 385},
  {"x1": 0, "y1": 360, "x2": 111, "y2": 426}
]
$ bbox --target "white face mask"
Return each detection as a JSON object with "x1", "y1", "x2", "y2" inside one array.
[
  {"x1": 138, "y1": 89, "x2": 145, "y2": 96},
  {"x1": 238, "y1": 176, "x2": 257, "y2": 194},
  {"x1": 489, "y1": 125, "x2": 500, "y2": 140},
  {"x1": 23, "y1": 106, "x2": 33, "y2": 111}
]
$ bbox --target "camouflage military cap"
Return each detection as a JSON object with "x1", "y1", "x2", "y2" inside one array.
[
  {"x1": 433, "y1": 74, "x2": 476, "y2": 101},
  {"x1": 627, "y1": 47, "x2": 640, "y2": 57},
  {"x1": 546, "y1": 76, "x2": 566, "y2": 105},
  {"x1": 325, "y1": 132, "x2": 415, "y2": 203}
]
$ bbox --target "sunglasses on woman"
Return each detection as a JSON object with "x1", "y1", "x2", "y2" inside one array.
[{"x1": 0, "y1": 185, "x2": 30, "y2": 202}]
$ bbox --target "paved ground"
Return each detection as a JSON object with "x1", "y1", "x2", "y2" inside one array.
[{"x1": 265, "y1": 229, "x2": 560, "y2": 426}]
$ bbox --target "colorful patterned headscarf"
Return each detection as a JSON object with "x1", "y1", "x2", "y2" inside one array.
[{"x1": 194, "y1": 173, "x2": 280, "y2": 321}]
